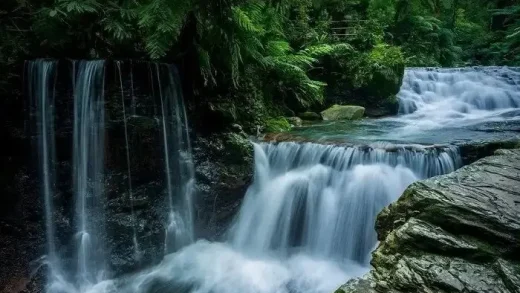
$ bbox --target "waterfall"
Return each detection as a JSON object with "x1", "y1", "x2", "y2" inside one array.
[
  {"x1": 26, "y1": 59, "x2": 199, "y2": 293},
  {"x1": 72, "y1": 60, "x2": 107, "y2": 288},
  {"x1": 116, "y1": 61, "x2": 140, "y2": 260},
  {"x1": 230, "y1": 142, "x2": 460, "y2": 264},
  {"x1": 395, "y1": 67, "x2": 520, "y2": 131},
  {"x1": 127, "y1": 142, "x2": 461, "y2": 293},
  {"x1": 154, "y1": 63, "x2": 196, "y2": 253},
  {"x1": 27, "y1": 60, "x2": 59, "y2": 277}
]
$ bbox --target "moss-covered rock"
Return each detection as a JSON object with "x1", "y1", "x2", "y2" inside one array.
[
  {"x1": 223, "y1": 132, "x2": 253, "y2": 164},
  {"x1": 321, "y1": 105, "x2": 365, "y2": 120},
  {"x1": 265, "y1": 117, "x2": 292, "y2": 133}
]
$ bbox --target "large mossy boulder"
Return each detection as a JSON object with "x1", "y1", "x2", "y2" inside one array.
[
  {"x1": 338, "y1": 148, "x2": 520, "y2": 293},
  {"x1": 321, "y1": 105, "x2": 365, "y2": 121}
]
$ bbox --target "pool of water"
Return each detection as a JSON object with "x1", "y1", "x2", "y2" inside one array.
[{"x1": 287, "y1": 118, "x2": 520, "y2": 145}]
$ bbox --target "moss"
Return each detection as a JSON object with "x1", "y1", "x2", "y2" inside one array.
[
  {"x1": 321, "y1": 105, "x2": 365, "y2": 120},
  {"x1": 264, "y1": 117, "x2": 292, "y2": 133},
  {"x1": 224, "y1": 132, "x2": 253, "y2": 163}
]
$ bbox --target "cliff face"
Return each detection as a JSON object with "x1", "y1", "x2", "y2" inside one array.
[{"x1": 338, "y1": 148, "x2": 520, "y2": 293}]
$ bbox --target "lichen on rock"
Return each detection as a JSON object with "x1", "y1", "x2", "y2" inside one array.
[{"x1": 321, "y1": 105, "x2": 365, "y2": 121}]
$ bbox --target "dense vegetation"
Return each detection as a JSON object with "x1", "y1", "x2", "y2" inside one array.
[{"x1": 1, "y1": 0, "x2": 519, "y2": 132}]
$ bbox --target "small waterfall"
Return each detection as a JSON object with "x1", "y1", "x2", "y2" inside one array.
[
  {"x1": 72, "y1": 60, "x2": 107, "y2": 287},
  {"x1": 231, "y1": 142, "x2": 460, "y2": 264},
  {"x1": 116, "y1": 61, "x2": 140, "y2": 260},
  {"x1": 396, "y1": 67, "x2": 520, "y2": 130},
  {"x1": 129, "y1": 61, "x2": 137, "y2": 117},
  {"x1": 154, "y1": 63, "x2": 196, "y2": 253},
  {"x1": 27, "y1": 60, "x2": 59, "y2": 276},
  {"x1": 128, "y1": 142, "x2": 461, "y2": 293}
]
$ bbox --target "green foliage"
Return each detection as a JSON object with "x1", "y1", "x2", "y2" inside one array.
[
  {"x1": 2, "y1": 0, "x2": 520, "y2": 134},
  {"x1": 265, "y1": 117, "x2": 292, "y2": 132},
  {"x1": 490, "y1": 5, "x2": 520, "y2": 64}
]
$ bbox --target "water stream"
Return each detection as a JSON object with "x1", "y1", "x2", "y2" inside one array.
[
  {"x1": 155, "y1": 63, "x2": 196, "y2": 254},
  {"x1": 116, "y1": 61, "x2": 140, "y2": 260},
  {"x1": 72, "y1": 60, "x2": 107, "y2": 290},
  {"x1": 27, "y1": 59, "x2": 59, "y2": 278}
]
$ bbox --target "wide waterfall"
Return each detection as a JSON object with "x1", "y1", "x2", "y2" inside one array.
[
  {"x1": 231, "y1": 142, "x2": 460, "y2": 263},
  {"x1": 125, "y1": 142, "x2": 461, "y2": 293},
  {"x1": 396, "y1": 67, "x2": 520, "y2": 131},
  {"x1": 27, "y1": 60, "x2": 197, "y2": 293}
]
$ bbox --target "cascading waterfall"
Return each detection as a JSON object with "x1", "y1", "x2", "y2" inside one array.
[
  {"x1": 72, "y1": 60, "x2": 107, "y2": 289},
  {"x1": 395, "y1": 67, "x2": 520, "y2": 131},
  {"x1": 27, "y1": 59, "x2": 59, "y2": 278},
  {"x1": 231, "y1": 142, "x2": 460, "y2": 264},
  {"x1": 126, "y1": 142, "x2": 461, "y2": 293},
  {"x1": 154, "y1": 63, "x2": 196, "y2": 253}
]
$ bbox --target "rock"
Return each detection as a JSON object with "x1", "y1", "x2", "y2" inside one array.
[
  {"x1": 287, "y1": 117, "x2": 303, "y2": 127},
  {"x1": 321, "y1": 105, "x2": 365, "y2": 121},
  {"x1": 340, "y1": 148, "x2": 520, "y2": 293},
  {"x1": 457, "y1": 140, "x2": 520, "y2": 166},
  {"x1": 298, "y1": 112, "x2": 322, "y2": 121},
  {"x1": 192, "y1": 134, "x2": 253, "y2": 238},
  {"x1": 230, "y1": 123, "x2": 243, "y2": 133}
]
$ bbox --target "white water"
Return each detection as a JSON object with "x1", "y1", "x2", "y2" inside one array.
[
  {"x1": 73, "y1": 60, "x2": 107, "y2": 291},
  {"x1": 27, "y1": 60, "x2": 59, "y2": 276},
  {"x1": 394, "y1": 67, "x2": 520, "y2": 132},
  {"x1": 118, "y1": 142, "x2": 461, "y2": 293},
  {"x1": 32, "y1": 60, "x2": 108, "y2": 293},
  {"x1": 154, "y1": 64, "x2": 196, "y2": 253}
]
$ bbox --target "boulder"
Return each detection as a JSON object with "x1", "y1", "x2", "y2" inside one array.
[
  {"x1": 287, "y1": 117, "x2": 303, "y2": 127},
  {"x1": 298, "y1": 112, "x2": 322, "y2": 121},
  {"x1": 321, "y1": 105, "x2": 365, "y2": 121},
  {"x1": 338, "y1": 148, "x2": 520, "y2": 293}
]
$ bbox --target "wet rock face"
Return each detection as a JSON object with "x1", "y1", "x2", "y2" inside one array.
[
  {"x1": 192, "y1": 132, "x2": 253, "y2": 239},
  {"x1": 338, "y1": 148, "x2": 520, "y2": 293}
]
